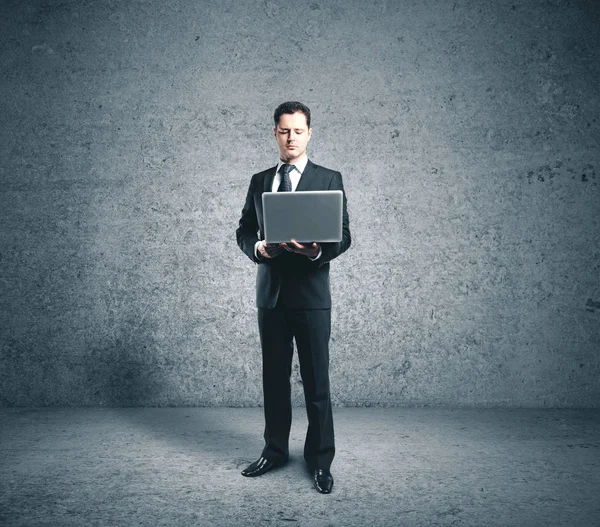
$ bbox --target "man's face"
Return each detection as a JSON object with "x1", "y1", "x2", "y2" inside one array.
[{"x1": 274, "y1": 111, "x2": 312, "y2": 163}]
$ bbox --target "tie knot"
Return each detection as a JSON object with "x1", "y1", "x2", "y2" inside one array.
[{"x1": 280, "y1": 164, "x2": 295, "y2": 176}]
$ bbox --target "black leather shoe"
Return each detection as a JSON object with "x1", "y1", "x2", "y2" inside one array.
[
  {"x1": 241, "y1": 456, "x2": 283, "y2": 477},
  {"x1": 313, "y1": 468, "x2": 334, "y2": 494}
]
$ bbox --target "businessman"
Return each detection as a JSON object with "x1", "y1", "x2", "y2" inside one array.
[{"x1": 236, "y1": 101, "x2": 351, "y2": 494}]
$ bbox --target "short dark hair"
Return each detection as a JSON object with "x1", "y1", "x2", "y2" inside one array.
[{"x1": 274, "y1": 101, "x2": 311, "y2": 128}]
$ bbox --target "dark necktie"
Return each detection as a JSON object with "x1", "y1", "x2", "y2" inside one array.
[{"x1": 278, "y1": 164, "x2": 295, "y2": 192}]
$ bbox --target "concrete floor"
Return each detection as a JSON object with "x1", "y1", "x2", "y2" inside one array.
[{"x1": 1, "y1": 408, "x2": 599, "y2": 526}]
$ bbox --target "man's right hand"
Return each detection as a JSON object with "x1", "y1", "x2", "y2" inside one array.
[{"x1": 258, "y1": 240, "x2": 284, "y2": 259}]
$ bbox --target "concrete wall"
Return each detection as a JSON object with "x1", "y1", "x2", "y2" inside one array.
[{"x1": 1, "y1": 0, "x2": 598, "y2": 407}]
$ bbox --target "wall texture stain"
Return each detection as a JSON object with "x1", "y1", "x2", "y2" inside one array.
[
  {"x1": 0, "y1": 0, "x2": 599, "y2": 407},
  {"x1": 586, "y1": 299, "x2": 600, "y2": 313}
]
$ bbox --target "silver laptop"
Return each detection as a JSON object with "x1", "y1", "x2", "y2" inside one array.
[{"x1": 262, "y1": 190, "x2": 343, "y2": 243}]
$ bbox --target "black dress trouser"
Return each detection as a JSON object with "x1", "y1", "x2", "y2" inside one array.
[{"x1": 257, "y1": 300, "x2": 335, "y2": 470}]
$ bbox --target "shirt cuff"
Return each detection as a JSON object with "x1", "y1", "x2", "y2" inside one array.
[
  {"x1": 308, "y1": 246, "x2": 322, "y2": 261},
  {"x1": 254, "y1": 241, "x2": 262, "y2": 260}
]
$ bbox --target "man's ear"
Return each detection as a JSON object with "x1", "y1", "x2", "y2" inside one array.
[{"x1": 308, "y1": 128, "x2": 312, "y2": 141}]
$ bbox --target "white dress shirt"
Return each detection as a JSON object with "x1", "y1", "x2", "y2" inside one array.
[{"x1": 254, "y1": 153, "x2": 322, "y2": 261}]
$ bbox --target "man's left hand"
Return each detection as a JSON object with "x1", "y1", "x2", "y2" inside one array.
[{"x1": 281, "y1": 239, "x2": 320, "y2": 258}]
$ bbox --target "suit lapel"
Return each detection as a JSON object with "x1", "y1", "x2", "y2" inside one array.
[
  {"x1": 263, "y1": 165, "x2": 277, "y2": 193},
  {"x1": 296, "y1": 159, "x2": 318, "y2": 191}
]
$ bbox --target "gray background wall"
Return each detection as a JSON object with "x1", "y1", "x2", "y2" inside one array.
[{"x1": 1, "y1": 0, "x2": 598, "y2": 407}]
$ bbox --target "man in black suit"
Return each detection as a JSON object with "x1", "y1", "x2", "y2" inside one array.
[{"x1": 236, "y1": 101, "x2": 351, "y2": 494}]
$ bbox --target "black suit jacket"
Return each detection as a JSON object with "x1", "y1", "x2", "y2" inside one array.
[{"x1": 236, "y1": 160, "x2": 351, "y2": 309}]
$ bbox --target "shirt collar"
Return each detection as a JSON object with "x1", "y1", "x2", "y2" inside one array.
[{"x1": 276, "y1": 153, "x2": 308, "y2": 175}]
